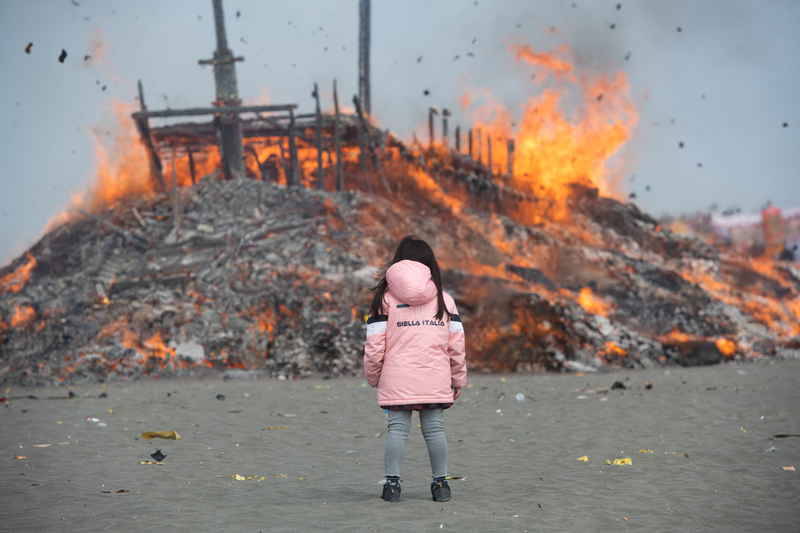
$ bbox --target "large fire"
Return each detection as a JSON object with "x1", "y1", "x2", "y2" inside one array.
[{"x1": 3, "y1": 34, "x2": 797, "y2": 385}]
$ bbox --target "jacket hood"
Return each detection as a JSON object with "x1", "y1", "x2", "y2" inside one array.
[{"x1": 386, "y1": 260, "x2": 438, "y2": 306}]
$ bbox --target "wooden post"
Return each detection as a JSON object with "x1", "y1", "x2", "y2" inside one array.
[
  {"x1": 333, "y1": 79, "x2": 344, "y2": 191},
  {"x1": 135, "y1": 80, "x2": 167, "y2": 191},
  {"x1": 477, "y1": 129, "x2": 482, "y2": 165},
  {"x1": 187, "y1": 148, "x2": 197, "y2": 184},
  {"x1": 213, "y1": 115, "x2": 231, "y2": 181},
  {"x1": 287, "y1": 109, "x2": 299, "y2": 187},
  {"x1": 487, "y1": 135, "x2": 492, "y2": 172},
  {"x1": 353, "y1": 95, "x2": 390, "y2": 193},
  {"x1": 358, "y1": 0, "x2": 371, "y2": 116},
  {"x1": 468, "y1": 129, "x2": 473, "y2": 160},
  {"x1": 428, "y1": 108, "x2": 437, "y2": 149},
  {"x1": 354, "y1": 97, "x2": 371, "y2": 192},
  {"x1": 442, "y1": 109, "x2": 450, "y2": 149},
  {"x1": 278, "y1": 139, "x2": 289, "y2": 184},
  {"x1": 455, "y1": 125, "x2": 461, "y2": 153},
  {"x1": 171, "y1": 151, "x2": 181, "y2": 240},
  {"x1": 313, "y1": 83, "x2": 325, "y2": 190},
  {"x1": 507, "y1": 138, "x2": 515, "y2": 177}
]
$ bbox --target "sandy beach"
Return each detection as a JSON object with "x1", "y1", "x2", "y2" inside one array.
[{"x1": 1, "y1": 360, "x2": 799, "y2": 532}]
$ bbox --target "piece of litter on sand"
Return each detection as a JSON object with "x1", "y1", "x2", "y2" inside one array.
[
  {"x1": 774, "y1": 433, "x2": 800, "y2": 438},
  {"x1": 33, "y1": 444, "x2": 52, "y2": 448},
  {"x1": 576, "y1": 395, "x2": 588, "y2": 400},
  {"x1": 138, "y1": 461, "x2": 164, "y2": 465},
  {"x1": 767, "y1": 447, "x2": 779, "y2": 452},
  {"x1": 607, "y1": 458, "x2": 632, "y2": 465},
  {"x1": 15, "y1": 456, "x2": 26, "y2": 459},
  {"x1": 141, "y1": 431, "x2": 181, "y2": 440},
  {"x1": 783, "y1": 466, "x2": 795, "y2": 471},
  {"x1": 264, "y1": 426, "x2": 289, "y2": 430},
  {"x1": 277, "y1": 413, "x2": 297, "y2": 417},
  {"x1": 577, "y1": 455, "x2": 588, "y2": 462},
  {"x1": 150, "y1": 449, "x2": 167, "y2": 462}
]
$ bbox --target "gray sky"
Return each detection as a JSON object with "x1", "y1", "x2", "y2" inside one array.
[{"x1": 2, "y1": 0, "x2": 799, "y2": 265}]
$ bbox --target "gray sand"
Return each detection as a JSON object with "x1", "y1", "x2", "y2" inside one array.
[{"x1": 1, "y1": 360, "x2": 799, "y2": 532}]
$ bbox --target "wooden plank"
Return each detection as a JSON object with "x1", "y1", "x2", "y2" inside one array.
[
  {"x1": 132, "y1": 104, "x2": 297, "y2": 120},
  {"x1": 313, "y1": 83, "x2": 325, "y2": 190},
  {"x1": 171, "y1": 153, "x2": 181, "y2": 240},
  {"x1": 333, "y1": 79, "x2": 344, "y2": 191},
  {"x1": 287, "y1": 109, "x2": 299, "y2": 187}
]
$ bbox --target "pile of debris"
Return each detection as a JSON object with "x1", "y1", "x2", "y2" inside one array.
[{"x1": 1, "y1": 138, "x2": 799, "y2": 386}]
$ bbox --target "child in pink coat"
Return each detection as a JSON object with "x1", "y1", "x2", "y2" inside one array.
[{"x1": 364, "y1": 236, "x2": 467, "y2": 503}]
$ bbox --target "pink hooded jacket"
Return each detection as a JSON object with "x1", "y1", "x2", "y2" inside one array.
[{"x1": 363, "y1": 260, "x2": 467, "y2": 406}]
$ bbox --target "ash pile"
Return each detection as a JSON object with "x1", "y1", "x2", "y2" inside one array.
[{"x1": 2, "y1": 148, "x2": 800, "y2": 386}]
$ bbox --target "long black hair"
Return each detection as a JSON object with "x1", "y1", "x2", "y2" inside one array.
[{"x1": 369, "y1": 235, "x2": 451, "y2": 321}]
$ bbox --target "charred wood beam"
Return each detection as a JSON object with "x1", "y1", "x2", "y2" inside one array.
[
  {"x1": 468, "y1": 129, "x2": 473, "y2": 160},
  {"x1": 278, "y1": 139, "x2": 290, "y2": 184},
  {"x1": 135, "y1": 80, "x2": 167, "y2": 191},
  {"x1": 353, "y1": 96, "x2": 371, "y2": 192},
  {"x1": 187, "y1": 148, "x2": 197, "y2": 184},
  {"x1": 358, "y1": 0, "x2": 371, "y2": 116},
  {"x1": 313, "y1": 83, "x2": 325, "y2": 190},
  {"x1": 170, "y1": 153, "x2": 182, "y2": 240},
  {"x1": 131, "y1": 104, "x2": 297, "y2": 120},
  {"x1": 353, "y1": 95, "x2": 391, "y2": 194},
  {"x1": 213, "y1": 115, "x2": 231, "y2": 181},
  {"x1": 455, "y1": 125, "x2": 461, "y2": 153},
  {"x1": 333, "y1": 79, "x2": 344, "y2": 191},
  {"x1": 287, "y1": 109, "x2": 299, "y2": 187},
  {"x1": 442, "y1": 108, "x2": 450, "y2": 148}
]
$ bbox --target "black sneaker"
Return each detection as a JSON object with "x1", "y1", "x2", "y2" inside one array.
[
  {"x1": 381, "y1": 480, "x2": 401, "y2": 502},
  {"x1": 431, "y1": 479, "x2": 451, "y2": 502}
]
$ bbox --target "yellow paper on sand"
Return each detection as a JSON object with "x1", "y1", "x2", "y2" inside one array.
[
  {"x1": 577, "y1": 456, "x2": 588, "y2": 462},
  {"x1": 140, "y1": 431, "x2": 181, "y2": 440},
  {"x1": 138, "y1": 461, "x2": 165, "y2": 465},
  {"x1": 639, "y1": 449, "x2": 654, "y2": 454},
  {"x1": 230, "y1": 474, "x2": 245, "y2": 480},
  {"x1": 264, "y1": 426, "x2": 289, "y2": 430},
  {"x1": 606, "y1": 458, "x2": 632, "y2": 465}
]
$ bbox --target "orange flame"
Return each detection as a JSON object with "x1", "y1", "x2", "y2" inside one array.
[
  {"x1": 10, "y1": 305, "x2": 35, "y2": 329},
  {"x1": 578, "y1": 287, "x2": 610, "y2": 316},
  {"x1": 663, "y1": 328, "x2": 693, "y2": 343},
  {"x1": 715, "y1": 338, "x2": 736, "y2": 357},
  {"x1": 462, "y1": 43, "x2": 637, "y2": 225},
  {"x1": 600, "y1": 341, "x2": 627, "y2": 358},
  {"x1": 143, "y1": 332, "x2": 174, "y2": 359},
  {"x1": 0, "y1": 252, "x2": 36, "y2": 294}
]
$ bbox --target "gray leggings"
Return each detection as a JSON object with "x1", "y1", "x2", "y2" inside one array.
[{"x1": 385, "y1": 409, "x2": 448, "y2": 479}]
